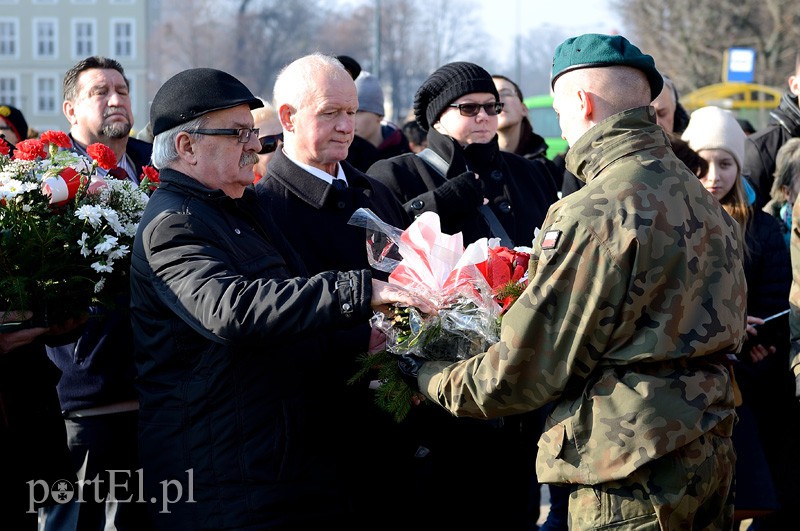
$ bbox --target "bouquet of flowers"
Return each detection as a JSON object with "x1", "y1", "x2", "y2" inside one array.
[
  {"x1": 0, "y1": 132, "x2": 158, "y2": 330},
  {"x1": 348, "y1": 208, "x2": 531, "y2": 421}
]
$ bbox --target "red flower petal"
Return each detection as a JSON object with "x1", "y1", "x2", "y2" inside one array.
[
  {"x1": 87, "y1": 143, "x2": 117, "y2": 170},
  {"x1": 12, "y1": 139, "x2": 47, "y2": 160},
  {"x1": 40, "y1": 130, "x2": 72, "y2": 149}
]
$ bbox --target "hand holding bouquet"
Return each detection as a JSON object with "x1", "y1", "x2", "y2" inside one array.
[{"x1": 348, "y1": 208, "x2": 531, "y2": 421}]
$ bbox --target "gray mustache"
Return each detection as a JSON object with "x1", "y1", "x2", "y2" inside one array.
[{"x1": 239, "y1": 152, "x2": 259, "y2": 167}]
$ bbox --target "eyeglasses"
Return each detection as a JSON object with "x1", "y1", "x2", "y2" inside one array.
[
  {"x1": 190, "y1": 128, "x2": 260, "y2": 143},
  {"x1": 258, "y1": 133, "x2": 283, "y2": 154},
  {"x1": 447, "y1": 102, "x2": 504, "y2": 117}
]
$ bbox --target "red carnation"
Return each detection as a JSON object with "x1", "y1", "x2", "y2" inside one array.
[
  {"x1": 0, "y1": 137, "x2": 9, "y2": 156},
  {"x1": 87, "y1": 143, "x2": 117, "y2": 170},
  {"x1": 12, "y1": 139, "x2": 47, "y2": 161},
  {"x1": 140, "y1": 165, "x2": 160, "y2": 191},
  {"x1": 40, "y1": 130, "x2": 72, "y2": 150}
]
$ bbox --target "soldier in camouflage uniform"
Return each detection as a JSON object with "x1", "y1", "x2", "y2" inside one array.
[{"x1": 402, "y1": 34, "x2": 746, "y2": 529}]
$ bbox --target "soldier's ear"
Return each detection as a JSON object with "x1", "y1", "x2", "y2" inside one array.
[{"x1": 577, "y1": 89, "x2": 593, "y2": 120}]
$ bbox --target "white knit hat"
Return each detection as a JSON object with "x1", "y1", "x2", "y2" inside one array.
[{"x1": 681, "y1": 106, "x2": 746, "y2": 171}]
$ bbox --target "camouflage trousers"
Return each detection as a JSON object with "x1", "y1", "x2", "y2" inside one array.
[{"x1": 567, "y1": 432, "x2": 735, "y2": 530}]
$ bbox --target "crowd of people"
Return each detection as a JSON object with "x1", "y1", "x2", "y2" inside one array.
[{"x1": 2, "y1": 31, "x2": 800, "y2": 530}]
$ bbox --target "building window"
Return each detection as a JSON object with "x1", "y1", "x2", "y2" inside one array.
[
  {"x1": 72, "y1": 19, "x2": 96, "y2": 58},
  {"x1": 33, "y1": 18, "x2": 58, "y2": 59},
  {"x1": 35, "y1": 75, "x2": 58, "y2": 114},
  {"x1": 0, "y1": 19, "x2": 19, "y2": 58},
  {"x1": 110, "y1": 19, "x2": 134, "y2": 59},
  {"x1": 0, "y1": 77, "x2": 19, "y2": 106}
]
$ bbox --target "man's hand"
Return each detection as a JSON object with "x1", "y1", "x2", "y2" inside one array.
[
  {"x1": 370, "y1": 279, "x2": 436, "y2": 317},
  {"x1": 0, "y1": 327, "x2": 49, "y2": 356},
  {"x1": 368, "y1": 327, "x2": 387, "y2": 354}
]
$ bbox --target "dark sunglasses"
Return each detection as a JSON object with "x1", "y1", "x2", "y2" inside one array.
[
  {"x1": 258, "y1": 133, "x2": 283, "y2": 154},
  {"x1": 448, "y1": 102, "x2": 504, "y2": 117}
]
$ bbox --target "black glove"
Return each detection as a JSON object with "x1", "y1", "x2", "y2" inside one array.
[
  {"x1": 397, "y1": 354, "x2": 426, "y2": 390},
  {"x1": 434, "y1": 171, "x2": 483, "y2": 216}
]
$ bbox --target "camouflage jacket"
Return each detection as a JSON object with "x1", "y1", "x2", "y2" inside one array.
[{"x1": 418, "y1": 107, "x2": 746, "y2": 485}]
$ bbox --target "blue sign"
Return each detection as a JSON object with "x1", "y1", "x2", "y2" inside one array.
[{"x1": 727, "y1": 47, "x2": 756, "y2": 83}]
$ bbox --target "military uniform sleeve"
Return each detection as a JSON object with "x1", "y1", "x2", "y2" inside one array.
[{"x1": 418, "y1": 215, "x2": 629, "y2": 417}]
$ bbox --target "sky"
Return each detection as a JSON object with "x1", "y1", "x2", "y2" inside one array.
[{"x1": 479, "y1": 0, "x2": 624, "y2": 52}]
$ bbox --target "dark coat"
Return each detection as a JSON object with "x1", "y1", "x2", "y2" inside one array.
[
  {"x1": 733, "y1": 207, "x2": 800, "y2": 522},
  {"x1": 0, "y1": 341, "x2": 74, "y2": 526},
  {"x1": 130, "y1": 168, "x2": 375, "y2": 530},
  {"x1": 256, "y1": 149, "x2": 409, "y2": 279},
  {"x1": 744, "y1": 90, "x2": 800, "y2": 209},
  {"x1": 367, "y1": 128, "x2": 559, "y2": 247},
  {"x1": 345, "y1": 121, "x2": 412, "y2": 172},
  {"x1": 255, "y1": 150, "x2": 417, "y2": 529},
  {"x1": 366, "y1": 128, "x2": 559, "y2": 529},
  {"x1": 514, "y1": 116, "x2": 565, "y2": 190}
]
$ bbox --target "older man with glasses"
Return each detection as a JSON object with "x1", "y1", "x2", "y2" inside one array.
[{"x1": 130, "y1": 66, "x2": 432, "y2": 530}]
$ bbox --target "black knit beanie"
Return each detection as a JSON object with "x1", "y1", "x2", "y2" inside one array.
[{"x1": 413, "y1": 62, "x2": 499, "y2": 131}]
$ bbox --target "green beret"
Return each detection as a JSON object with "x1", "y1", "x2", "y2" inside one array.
[{"x1": 551, "y1": 33, "x2": 663, "y2": 101}]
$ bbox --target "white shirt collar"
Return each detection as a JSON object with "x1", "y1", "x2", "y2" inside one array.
[{"x1": 282, "y1": 148, "x2": 348, "y2": 186}]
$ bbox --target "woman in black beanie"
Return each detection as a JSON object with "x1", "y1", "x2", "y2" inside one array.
[
  {"x1": 366, "y1": 61, "x2": 560, "y2": 530},
  {"x1": 368, "y1": 61, "x2": 559, "y2": 246}
]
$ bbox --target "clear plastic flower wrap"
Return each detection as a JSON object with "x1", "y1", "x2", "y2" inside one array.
[{"x1": 349, "y1": 208, "x2": 501, "y2": 362}]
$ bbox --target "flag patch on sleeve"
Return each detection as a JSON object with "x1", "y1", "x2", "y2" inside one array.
[{"x1": 541, "y1": 229, "x2": 562, "y2": 250}]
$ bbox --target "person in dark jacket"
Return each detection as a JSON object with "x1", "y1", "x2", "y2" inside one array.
[
  {"x1": 744, "y1": 54, "x2": 800, "y2": 210},
  {"x1": 1, "y1": 324, "x2": 76, "y2": 529},
  {"x1": 369, "y1": 62, "x2": 558, "y2": 248},
  {"x1": 345, "y1": 70, "x2": 411, "y2": 172},
  {"x1": 683, "y1": 105, "x2": 800, "y2": 530},
  {"x1": 367, "y1": 61, "x2": 559, "y2": 531},
  {"x1": 255, "y1": 53, "x2": 414, "y2": 530},
  {"x1": 493, "y1": 74, "x2": 564, "y2": 193},
  {"x1": 39, "y1": 55, "x2": 153, "y2": 531},
  {"x1": 131, "y1": 67, "x2": 432, "y2": 531}
]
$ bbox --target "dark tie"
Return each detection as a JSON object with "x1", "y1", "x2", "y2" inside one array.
[{"x1": 331, "y1": 178, "x2": 347, "y2": 191}]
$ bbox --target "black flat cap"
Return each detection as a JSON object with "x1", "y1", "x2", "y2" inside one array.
[{"x1": 150, "y1": 68, "x2": 263, "y2": 136}]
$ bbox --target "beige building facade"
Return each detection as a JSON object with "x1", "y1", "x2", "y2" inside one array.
[{"x1": 0, "y1": 0, "x2": 149, "y2": 136}]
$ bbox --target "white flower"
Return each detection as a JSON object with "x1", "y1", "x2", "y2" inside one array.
[
  {"x1": 75, "y1": 204, "x2": 104, "y2": 227},
  {"x1": 91, "y1": 261, "x2": 113, "y2": 274},
  {"x1": 107, "y1": 245, "x2": 129, "y2": 261},
  {"x1": 77, "y1": 232, "x2": 91, "y2": 257},
  {"x1": 93, "y1": 235, "x2": 119, "y2": 254}
]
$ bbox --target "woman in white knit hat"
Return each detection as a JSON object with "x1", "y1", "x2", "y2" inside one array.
[{"x1": 683, "y1": 105, "x2": 800, "y2": 528}]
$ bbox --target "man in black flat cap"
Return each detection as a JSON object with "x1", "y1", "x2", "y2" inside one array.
[
  {"x1": 130, "y1": 67, "x2": 433, "y2": 530},
  {"x1": 398, "y1": 33, "x2": 744, "y2": 529}
]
